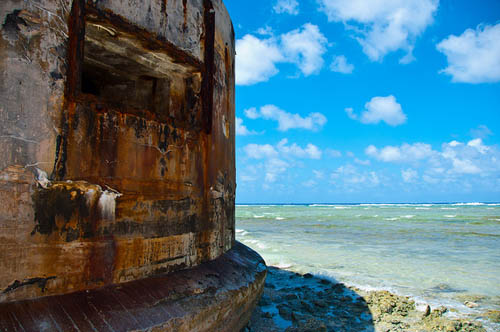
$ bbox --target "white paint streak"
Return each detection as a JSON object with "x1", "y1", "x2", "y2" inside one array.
[
  {"x1": 98, "y1": 187, "x2": 122, "y2": 220},
  {"x1": 35, "y1": 168, "x2": 50, "y2": 188}
]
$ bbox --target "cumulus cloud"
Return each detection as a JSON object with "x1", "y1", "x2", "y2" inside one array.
[
  {"x1": 302, "y1": 180, "x2": 317, "y2": 188},
  {"x1": 354, "y1": 158, "x2": 371, "y2": 166},
  {"x1": 244, "y1": 144, "x2": 278, "y2": 159},
  {"x1": 365, "y1": 142, "x2": 434, "y2": 162},
  {"x1": 347, "y1": 95, "x2": 407, "y2": 126},
  {"x1": 330, "y1": 55, "x2": 355, "y2": 74},
  {"x1": 243, "y1": 140, "x2": 323, "y2": 183},
  {"x1": 245, "y1": 140, "x2": 322, "y2": 160},
  {"x1": 277, "y1": 139, "x2": 322, "y2": 159},
  {"x1": 470, "y1": 125, "x2": 492, "y2": 139},
  {"x1": 236, "y1": 24, "x2": 328, "y2": 85},
  {"x1": 313, "y1": 170, "x2": 324, "y2": 179},
  {"x1": 437, "y1": 23, "x2": 500, "y2": 83},
  {"x1": 367, "y1": 138, "x2": 500, "y2": 178},
  {"x1": 256, "y1": 26, "x2": 274, "y2": 36},
  {"x1": 281, "y1": 24, "x2": 328, "y2": 76},
  {"x1": 265, "y1": 158, "x2": 289, "y2": 182},
  {"x1": 236, "y1": 35, "x2": 284, "y2": 85},
  {"x1": 330, "y1": 164, "x2": 381, "y2": 188},
  {"x1": 318, "y1": 0, "x2": 438, "y2": 62},
  {"x1": 236, "y1": 117, "x2": 258, "y2": 136},
  {"x1": 401, "y1": 169, "x2": 418, "y2": 183},
  {"x1": 467, "y1": 138, "x2": 489, "y2": 154},
  {"x1": 326, "y1": 148, "x2": 342, "y2": 158},
  {"x1": 273, "y1": 0, "x2": 299, "y2": 15},
  {"x1": 344, "y1": 107, "x2": 357, "y2": 120},
  {"x1": 244, "y1": 105, "x2": 327, "y2": 131}
]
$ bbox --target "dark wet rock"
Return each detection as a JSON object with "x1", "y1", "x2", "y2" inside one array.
[
  {"x1": 259, "y1": 294, "x2": 272, "y2": 306},
  {"x1": 303, "y1": 273, "x2": 314, "y2": 279},
  {"x1": 285, "y1": 319, "x2": 327, "y2": 332},
  {"x1": 423, "y1": 304, "x2": 432, "y2": 317},
  {"x1": 248, "y1": 266, "x2": 488, "y2": 332},
  {"x1": 313, "y1": 299, "x2": 327, "y2": 308},
  {"x1": 300, "y1": 300, "x2": 315, "y2": 313},
  {"x1": 278, "y1": 303, "x2": 293, "y2": 320},
  {"x1": 263, "y1": 311, "x2": 273, "y2": 318},
  {"x1": 266, "y1": 281, "x2": 276, "y2": 289}
]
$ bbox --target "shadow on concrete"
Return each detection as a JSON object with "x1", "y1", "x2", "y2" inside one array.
[{"x1": 245, "y1": 266, "x2": 375, "y2": 332}]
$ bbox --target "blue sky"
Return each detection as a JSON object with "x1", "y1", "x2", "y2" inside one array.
[{"x1": 224, "y1": 0, "x2": 500, "y2": 203}]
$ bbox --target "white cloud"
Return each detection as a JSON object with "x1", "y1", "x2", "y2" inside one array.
[
  {"x1": 236, "y1": 117, "x2": 258, "y2": 136},
  {"x1": 366, "y1": 138, "x2": 500, "y2": 179},
  {"x1": 256, "y1": 26, "x2": 274, "y2": 36},
  {"x1": 265, "y1": 158, "x2": 289, "y2": 182},
  {"x1": 243, "y1": 140, "x2": 323, "y2": 183},
  {"x1": 244, "y1": 107, "x2": 260, "y2": 119},
  {"x1": 245, "y1": 105, "x2": 327, "y2": 131},
  {"x1": 330, "y1": 55, "x2": 354, "y2": 74},
  {"x1": 240, "y1": 174, "x2": 257, "y2": 182},
  {"x1": 277, "y1": 139, "x2": 322, "y2": 159},
  {"x1": 354, "y1": 158, "x2": 371, "y2": 166},
  {"x1": 236, "y1": 24, "x2": 329, "y2": 85},
  {"x1": 244, "y1": 144, "x2": 278, "y2": 159},
  {"x1": 302, "y1": 180, "x2": 317, "y2": 188},
  {"x1": 344, "y1": 107, "x2": 357, "y2": 120},
  {"x1": 401, "y1": 168, "x2": 418, "y2": 183},
  {"x1": 313, "y1": 170, "x2": 324, "y2": 179},
  {"x1": 450, "y1": 158, "x2": 481, "y2": 174},
  {"x1": 326, "y1": 148, "x2": 342, "y2": 158},
  {"x1": 330, "y1": 164, "x2": 381, "y2": 188},
  {"x1": 347, "y1": 95, "x2": 407, "y2": 126},
  {"x1": 318, "y1": 0, "x2": 438, "y2": 62},
  {"x1": 365, "y1": 143, "x2": 434, "y2": 162},
  {"x1": 437, "y1": 23, "x2": 500, "y2": 83},
  {"x1": 470, "y1": 125, "x2": 492, "y2": 139},
  {"x1": 467, "y1": 138, "x2": 489, "y2": 154},
  {"x1": 244, "y1": 140, "x2": 323, "y2": 161},
  {"x1": 273, "y1": 0, "x2": 299, "y2": 15},
  {"x1": 281, "y1": 23, "x2": 328, "y2": 76},
  {"x1": 440, "y1": 139, "x2": 491, "y2": 174},
  {"x1": 236, "y1": 35, "x2": 284, "y2": 85}
]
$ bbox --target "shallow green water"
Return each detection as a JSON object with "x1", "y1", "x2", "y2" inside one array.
[{"x1": 236, "y1": 203, "x2": 500, "y2": 321}]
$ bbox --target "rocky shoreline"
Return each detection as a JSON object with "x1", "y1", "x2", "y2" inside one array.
[{"x1": 243, "y1": 267, "x2": 498, "y2": 332}]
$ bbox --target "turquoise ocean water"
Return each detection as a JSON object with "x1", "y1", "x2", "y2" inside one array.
[{"x1": 236, "y1": 203, "x2": 500, "y2": 327}]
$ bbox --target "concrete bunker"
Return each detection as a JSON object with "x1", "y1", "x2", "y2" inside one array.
[{"x1": 1, "y1": 3, "x2": 263, "y2": 330}]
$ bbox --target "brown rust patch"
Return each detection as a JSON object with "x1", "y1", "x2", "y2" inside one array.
[
  {"x1": 86, "y1": 236, "x2": 116, "y2": 284},
  {"x1": 161, "y1": 0, "x2": 168, "y2": 16},
  {"x1": 65, "y1": 0, "x2": 86, "y2": 99},
  {"x1": 183, "y1": 0, "x2": 188, "y2": 32}
]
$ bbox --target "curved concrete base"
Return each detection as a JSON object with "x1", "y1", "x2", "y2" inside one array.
[{"x1": 0, "y1": 242, "x2": 267, "y2": 332}]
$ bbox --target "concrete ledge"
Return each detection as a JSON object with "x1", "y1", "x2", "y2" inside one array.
[{"x1": 0, "y1": 242, "x2": 266, "y2": 332}]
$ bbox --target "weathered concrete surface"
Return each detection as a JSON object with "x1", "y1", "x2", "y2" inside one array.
[
  {"x1": 0, "y1": 242, "x2": 267, "y2": 332},
  {"x1": 0, "y1": 0, "x2": 236, "y2": 302}
]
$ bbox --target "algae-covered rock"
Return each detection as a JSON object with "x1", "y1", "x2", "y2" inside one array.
[{"x1": 485, "y1": 310, "x2": 500, "y2": 323}]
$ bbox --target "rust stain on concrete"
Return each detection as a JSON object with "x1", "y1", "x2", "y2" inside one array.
[{"x1": 0, "y1": 0, "x2": 237, "y2": 303}]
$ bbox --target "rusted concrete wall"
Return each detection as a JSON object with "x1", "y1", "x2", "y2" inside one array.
[
  {"x1": 0, "y1": 0, "x2": 235, "y2": 302},
  {"x1": 0, "y1": 242, "x2": 267, "y2": 332}
]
